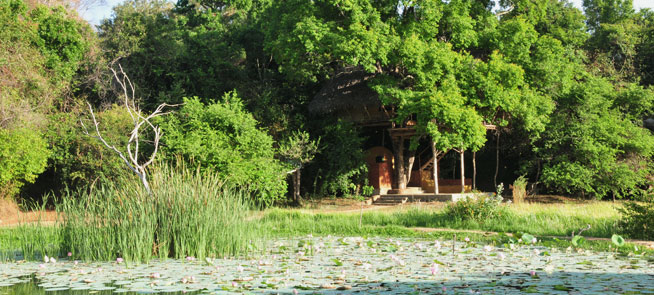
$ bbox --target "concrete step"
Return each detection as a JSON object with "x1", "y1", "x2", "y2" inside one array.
[{"x1": 386, "y1": 187, "x2": 424, "y2": 195}]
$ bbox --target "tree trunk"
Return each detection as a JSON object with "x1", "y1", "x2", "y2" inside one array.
[
  {"x1": 391, "y1": 135, "x2": 417, "y2": 190},
  {"x1": 494, "y1": 130, "x2": 501, "y2": 188},
  {"x1": 393, "y1": 137, "x2": 406, "y2": 189},
  {"x1": 431, "y1": 140, "x2": 440, "y2": 194},
  {"x1": 472, "y1": 152, "x2": 476, "y2": 190},
  {"x1": 460, "y1": 148, "x2": 465, "y2": 193},
  {"x1": 293, "y1": 170, "x2": 302, "y2": 205}
]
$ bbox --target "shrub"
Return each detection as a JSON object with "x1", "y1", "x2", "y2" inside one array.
[
  {"x1": 28, "y1": 107, "x2": 134, "y2": 197},
  {"x1": 310, "y1": 120, "x2": 368, "y2": 196},
  {"x1": 160, "y1": 93, "x2": 286, "y2": 206},
  {"x1": 444, "y1": 193, "x2": 509, "y2": 222},
  {"x1": 618, "y1": 202, "x2": 654, "y2": 240},
  {"x1": 59, "y1": 162, "x2": 261, "y2": 262},
  {"x1": 0, "y1": 127, "x2": 50, "y2": 198},
  {"x1": 539, "y1": 77, "x2": 654, "y2": 199}
]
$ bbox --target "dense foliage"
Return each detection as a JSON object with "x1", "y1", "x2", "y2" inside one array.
[
  {"x1": 1, "y1": 0, "x2": 653, "y2": 203},
  {"x1": 160, "y1": 94, "x2": 286, "y2": 205},
  {"x1": 0, "y1": 0, "x2": 90, "y2": 197},
  {"x1": 618, "y1": 201, "x2": 654, "y2": 240}
]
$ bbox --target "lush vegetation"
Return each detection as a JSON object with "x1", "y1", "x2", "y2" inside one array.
[{"x1": 1, "y1": 0, "x2": 653, "y2": 204}]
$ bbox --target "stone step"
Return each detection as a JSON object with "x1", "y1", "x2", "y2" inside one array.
[
  {"x1": 386, "y1": 187, "x2": 425, "y2": 195},
  {"x1": 375, "y1": 198, "x2": 408, "y2": 202}
]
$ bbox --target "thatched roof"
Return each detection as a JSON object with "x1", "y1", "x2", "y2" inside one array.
[{"x1": 309, "y1": 67, "x2": 382, "y2": 115}]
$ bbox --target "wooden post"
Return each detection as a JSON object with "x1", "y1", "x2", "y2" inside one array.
[
  {"x1": 406, "y1": 147, "x2": 416, "y2": 186},
  {"x1": 431, "y1": 140, "x2": 439, "y2": 194},
  {"x1": 460, "y1": 148, "x2": 465, "y2": 193}
]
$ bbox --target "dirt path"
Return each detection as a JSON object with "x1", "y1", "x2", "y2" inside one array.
[{"x1": 0, "y1": 199, "x2": 58, "y2": 227}]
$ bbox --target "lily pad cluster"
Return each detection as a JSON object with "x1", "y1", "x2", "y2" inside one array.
[{"x1": 1, "y1": 236, "x2": 653, "y2": 294}]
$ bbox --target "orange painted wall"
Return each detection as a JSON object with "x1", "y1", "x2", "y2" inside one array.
[{"x1": 365, "y1": 147, "x2": 394, "y2": 192}]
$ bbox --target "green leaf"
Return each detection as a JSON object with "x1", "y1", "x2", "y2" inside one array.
[
  {"x1": 611, "y1": 234, "x2": 625, "y2": 247},
  {"x1": 571, "y1": 235, "x2": 585, "y2": 247}
]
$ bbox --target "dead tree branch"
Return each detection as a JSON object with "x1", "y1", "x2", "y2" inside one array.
[{"x1": 81, "y1": 64, "x2": 178, "y2": 194}]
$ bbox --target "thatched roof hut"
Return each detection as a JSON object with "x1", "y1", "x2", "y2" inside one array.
[{"x1": 309, "y1": 67, "x2": 391, "y2": 125}]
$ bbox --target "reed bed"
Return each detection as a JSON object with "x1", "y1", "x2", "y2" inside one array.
[
  {"x1": 0, "y1": 163, "x2": 262, "y2": 262},
  {"x1": 58, "y1": 163, "x2": 263, "y2": 262}
]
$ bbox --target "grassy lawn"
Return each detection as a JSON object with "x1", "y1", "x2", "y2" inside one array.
[{"x1": 262, "y1": 201, "x2": 621, "y2": 238}]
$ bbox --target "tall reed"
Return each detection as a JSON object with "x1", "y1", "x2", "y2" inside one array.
[{"x1": 59, "y1": 162, "x2": 262, "y2": 262}]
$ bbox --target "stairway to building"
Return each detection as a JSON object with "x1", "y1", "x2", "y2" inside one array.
[{"x1": 373, "y1": 187, "x2": 425, "y2": 206}]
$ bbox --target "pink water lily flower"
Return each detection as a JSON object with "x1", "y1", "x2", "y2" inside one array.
[
  {"x1": 430, "y1": 263, "x2": 439, "y2": 275},
  {"x1": 67, "y1": 252, "x2": 72, "y2": 257},
  {"x1": 464, "y1": 237, "x2": 470, "y2": 242},
  {"x1": 116, "y1": 257, "x2": 124, "y2": 263}
]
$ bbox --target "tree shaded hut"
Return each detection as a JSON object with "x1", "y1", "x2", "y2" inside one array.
[{"x1": 309, "y1": 67, "x2": 478, "y2": 195}]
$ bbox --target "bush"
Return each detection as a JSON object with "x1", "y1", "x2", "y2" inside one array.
[
  {"x1": 310, "y1": 120, "x2": 368, "y2": 196},
  {"x1": 444, "y1": 193, "x2": 509, "y2": 222},
  {"x1": 539, "y1": 77, "x2": 654, "y2": 199},
  {"x1": 160, "y1": 93, "x2": 286, "y2": 205},
  {"x1": 29, "y1": 107, "x2": 134, "y2": 197},
  {"x1": 59, "y1": 162, "x2": 261, "y2": 262},
  {"x1": 0, "y1": 127, "x2": 50, "y2": 198},
  {"x1": 618, "y1": 202, "x2": 654, "y2": 240}
]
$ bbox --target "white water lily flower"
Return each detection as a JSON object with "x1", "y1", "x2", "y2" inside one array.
[
  {"x1": 44, "y1": 255, "x2": 49, "y2": 263},
  {"x1": 483, "y1": 245, "x2": 493, "y2": 252},
  {"x1": 544, "y1": 264, "x2": 554, "y2": 274}
]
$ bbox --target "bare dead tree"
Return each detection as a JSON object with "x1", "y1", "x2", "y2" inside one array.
[{"x1": 81, "y1": 64, "x2": 177, "y2": 195}]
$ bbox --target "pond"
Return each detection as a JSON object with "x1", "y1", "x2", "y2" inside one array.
[{"x1": 1, "y1": 236, "x2": 653, "y2": 294}]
